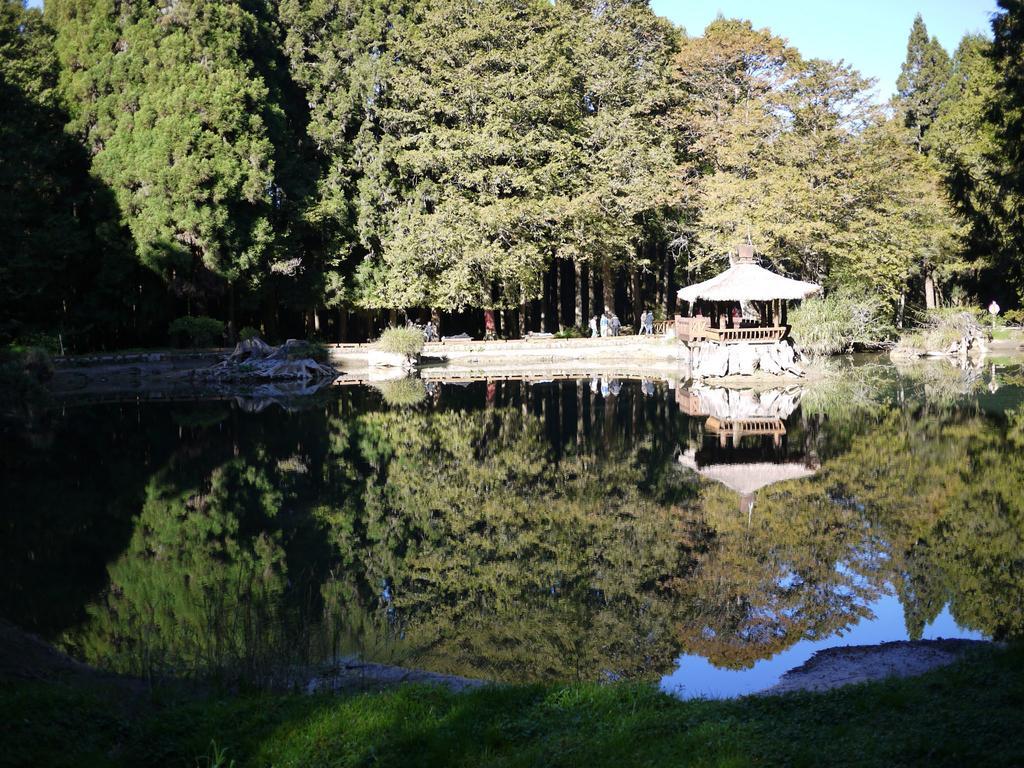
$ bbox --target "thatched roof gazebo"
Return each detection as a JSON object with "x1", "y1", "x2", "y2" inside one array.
[
  {"x1": 676, "y1": 383, "x2": 819, "y2": 518},
  {"x1": 675, "y1": 245, "x2": 821, "y2": 344}
]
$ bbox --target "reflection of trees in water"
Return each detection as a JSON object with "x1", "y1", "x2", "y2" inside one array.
[
  {"x1": 23, "y1": 377, "x2": 1024, "y2": 683},
  {"x1": 335, "y1": 407, "x2": 699, "y2": 681},
  {"x1": 65, "y1": 458, "x2": 292, "y2": 682},
  {"x1": 823, "y1": 406, "x2": 1024, "y2": 640},
  {"x1": 673, "y1": 481, "x2": 884, "y2": 669}
]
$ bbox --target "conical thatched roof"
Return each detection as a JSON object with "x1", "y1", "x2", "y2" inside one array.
[
  {"x1": 677, "y1": 262, "x2": 821, "y2": 303},
  {"x1": 677, "y1": 451, "x2": 818, "y2": 495}
]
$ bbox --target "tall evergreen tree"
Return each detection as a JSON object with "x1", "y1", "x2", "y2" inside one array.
[
  {"x1": 929, "y1": 34, "x2": 1004, "y2": 305},
  {"x1": 556, "y1": 0, "x2": 681, "y2": 314},
  {"x1": 895, "y1": 14, "x2": 952, "y2": 153},
  {"x1": 988, "y1": 0, "x2": 1024, "y2": 305},
  {"x1": 279, "y1": 0, "x2": 410, "y2": 319},
  {"x1": 48, "y1": 0, "x2": 291, "y2": 332},
  {"x1": 356, "y1": 0, "x2": 580, "y2": 311},
  {"x1": 1, "y1": 0, "x2": 155, "y2": 349},
  {"x1": 0, "y1": 0, "x2": 81, "y2": 345}
]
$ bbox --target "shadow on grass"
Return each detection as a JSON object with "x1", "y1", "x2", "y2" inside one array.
[
  {"x1": 97, "y1": 644, "x2": 1024, "y2": 768},
  {"x1": 3, "y1": 645, "x2": 1022, "y2": 767}
]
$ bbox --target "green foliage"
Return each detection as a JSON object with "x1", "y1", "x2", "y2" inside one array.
[
  {"x1": 168, "y1": 316, "x2": 225, "y2": 348},
  {"x1": 3, "y1": 0, "x2": 1010, "y2": 346},
  {"x1": 554, "y1": 326, "x2": 587, "y2": 339},
  {"x1": 672, "y1": 19, "x2": 963, "y2": 309},
  {"x1": 0, "y1": 0, "x2": 153, "y2": 351},
  {"x1": 1003, "y1": 308, "x2": 1024, "y2": 326},
  {"x1": 238, "y1": 326, "x2": 260, "y2": 342},
  {"x1": 49, "y1": 0, "x2": 278, "y2": 289},
  {"x1": 896, "y1": 14, "x2": 952, "y2": 151},
  {"x1": 283, "y1": 339, "x2": 328, "y2": 362},
  {"x1": 376, "y1": 377, "x2": 427, "y2": 407},
  {"x1": 789, "y1": 291, "x2": 894, "y2": 354},
  {"x1": 985, "y1": 0, "x2": 1024, "y2": 305},
  {"x1": 375, "y1": 327, "x2": 425, "y2": 356}
]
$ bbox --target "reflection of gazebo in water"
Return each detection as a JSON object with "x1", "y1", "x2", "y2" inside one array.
[
  {"x1": 676, "y1": 384, "x2": 819, "y2": 517},
  {"x1": 674, "y1": 244, "x2": 821, "y2": 344}
]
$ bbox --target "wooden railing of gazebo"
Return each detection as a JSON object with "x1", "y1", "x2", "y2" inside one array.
[
  {"x1": 675, "y1": 316, "x2": 787, "y2": 344},
  {"x1": 705, "y1": 416, "x2": 787, "y2": 447}
]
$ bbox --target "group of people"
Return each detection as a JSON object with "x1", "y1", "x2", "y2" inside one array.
[
  {"x1": 588, "y1": 308, "x2": 657, "y2": 338},
  {"x1": 589, "y1": 376, "x2": 657, "y2": 397},
  {"x1": 589, "y1": 310, "x2": 620, "y2": 338}
]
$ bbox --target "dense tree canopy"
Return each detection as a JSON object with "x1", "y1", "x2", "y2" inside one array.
[{"x1": 0, "y1": 0, "x2": 1021, "y2": 348}]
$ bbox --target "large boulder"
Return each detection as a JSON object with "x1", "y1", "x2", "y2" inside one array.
[
  {"x1": 727, "y1": 344, "x2": 759, "y2": 375},
  {"x1": 695, "y1": 343, "x2": 729, "y2": 377},
  {"x1": 759, "y1": 346, "x2": 784, "y2": 375}
]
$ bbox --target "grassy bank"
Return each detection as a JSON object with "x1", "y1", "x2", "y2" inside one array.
[{"x1": 3, "y1": 645, "x2": 1023, "y2": 768}]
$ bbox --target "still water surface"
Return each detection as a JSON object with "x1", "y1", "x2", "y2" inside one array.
[{"x1": 2, "y1": 358, "x2": 1022, "y2": 697}]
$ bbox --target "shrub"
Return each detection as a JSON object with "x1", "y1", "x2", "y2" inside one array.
[
  {"x1": 283, "y1": 339, "x2": 328, "y2": 362},
  {"x1": 375, "y1": 327, "x2": 425, "y2": 356},
  {"x1": 894, "y1": 309, "x2": 984, "y2": 354},
  {"x1": 238, "y1": 326, "x2": 261, "y2": 342},
  {"x1": 555, "y1": 326, "x2": 587, "y2": 339},
  {"x1": 789, "y1": 290, "x2": 893, "y2": 355},
  {"x1": 1003, "y1": 308, "x2": 1024, "y2": 327},
  {"x1": 168, "y1": 316, "x2": 225, "y2": 348},
  {"x1": 10, "y1": 332, "x2": 62, "y2": 355},
  {"x1": 376, "y1": 377, "x2": 427, "y2": 407}
]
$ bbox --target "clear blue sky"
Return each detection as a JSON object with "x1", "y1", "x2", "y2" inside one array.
[{"x1": 651, "y1": 0, "x2": 998, "y2": 101}]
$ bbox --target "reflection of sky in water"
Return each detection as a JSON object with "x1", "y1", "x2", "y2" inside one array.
[{"x1": 661, "y1": 593, "x2": 984, "y2": 699}]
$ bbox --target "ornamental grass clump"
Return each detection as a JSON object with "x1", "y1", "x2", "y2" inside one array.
[
  {"x1": 789, "y1": 291, "x2": 893, "y2": 355},
  {"x1": 376, "y1": 377, "x2": 427, "y2": 407},
  {"x1": 375, "y1": 327, "x2": 426, "y2": 356}
]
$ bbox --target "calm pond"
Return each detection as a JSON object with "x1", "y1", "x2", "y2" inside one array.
[{"x1": 3, "y1": 357, "x2": 1023, "y2": 698}]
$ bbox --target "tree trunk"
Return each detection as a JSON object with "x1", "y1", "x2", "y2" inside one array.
[
  {"x1": 664, "y1": 246, "x2": 677, "y2": 320},
  {"x1": 897, "y1": 293, "x2": 906, "y2": 329},
  {"x1": 227, "y1": 282, "x2": 237, "y2": 343},
  {"x1": 602, "y1": 261, "x2": 614, "y2": 315},
  {"x1": 566, "y1": 260, "x2": 576, "y2": 329},
  {"x1": 924, "y1": 271, "x2": 936, "y2": 310},
  {"x1": 631, "y1": 267, "x2": 643, "y2": 330},
  {"x1": 575, "y1": 263, "x2": 587, "y2": 328}
]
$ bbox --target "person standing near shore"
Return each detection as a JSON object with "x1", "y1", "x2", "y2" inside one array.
[
  {"x1": 589, "y1": 315, "x2": 599, "y2": 338},
  {"x1": 610, "y1": 313, "x2": 621, "y2": 336},
  {"x1": 600, "y1": 313, "x2": 609, "y2": 337}
]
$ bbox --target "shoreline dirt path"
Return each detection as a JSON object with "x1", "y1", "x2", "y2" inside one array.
[{"x1": 760, "y1": 639, "x2": 992, "y2": 695}]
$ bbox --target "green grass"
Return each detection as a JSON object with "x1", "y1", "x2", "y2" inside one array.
[
  {"x1": 3, "y1": 645, "x2": 1023, "y2": 767},
  {"x1": 992, "y1": 326, "x2": 1023, "y2": 342}
]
